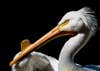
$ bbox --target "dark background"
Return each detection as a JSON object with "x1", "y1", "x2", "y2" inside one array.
[{"x1": 1, "y1": 0, "x2": 100, "y2": 71}]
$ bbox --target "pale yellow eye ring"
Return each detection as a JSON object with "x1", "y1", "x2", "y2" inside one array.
[{"x1": 58, "y1": 20, "x2": 69, "y2": 29}]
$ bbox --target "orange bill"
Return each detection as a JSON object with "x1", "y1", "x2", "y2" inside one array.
[{"x1": 10, "y1": 21, "x2": 77, "y2": 66}]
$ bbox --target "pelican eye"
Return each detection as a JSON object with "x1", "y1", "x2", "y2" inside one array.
[{"x1": 58, "y1": 20, "x2": 69, "y2": 29}]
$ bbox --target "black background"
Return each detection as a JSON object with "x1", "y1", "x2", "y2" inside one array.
[{"x1": 1, "y1": 0, "x2": 100, "y2": 71}]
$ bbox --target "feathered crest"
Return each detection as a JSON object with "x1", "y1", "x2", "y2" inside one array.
[
  {"x1": 58, "y1": 7, "x2": 98, "y2": 35},
  {"x1": 77, "y1": 7, "x2": 98, "y2": 34}
]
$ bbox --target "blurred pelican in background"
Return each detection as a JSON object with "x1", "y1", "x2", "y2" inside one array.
[{"x1": 11, "y1": 7, "x2": 100, "y2": 71}]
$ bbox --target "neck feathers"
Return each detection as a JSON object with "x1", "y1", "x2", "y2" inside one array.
[{"x1": 58, "y1": 31, "x2": 92, "y2": 71}]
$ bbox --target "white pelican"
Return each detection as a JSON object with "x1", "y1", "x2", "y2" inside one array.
[{"x1": 11, "y1": 7, "x2": 100, "y2": 71}]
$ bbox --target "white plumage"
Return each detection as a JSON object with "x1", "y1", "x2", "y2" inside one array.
[
  {"x1": 12, "y1": 7, "x2": 100, "y2": 71},
  {"x1": 58, "y1": 7, "x2": 97, "y2": 34},
  {"x1": 12, "y1": 52, "x2": 58, "y2": 71}
]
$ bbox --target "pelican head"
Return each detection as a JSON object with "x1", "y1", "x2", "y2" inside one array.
[
  {"x1": 58, "y1": 7, "x2": 97, "y2": 35},
  {"x1": 10, "y1": 7, "x2": 97, "y2": 66}
]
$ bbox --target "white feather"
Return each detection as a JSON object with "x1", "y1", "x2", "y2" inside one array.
[{"x1": 58, "y1": 7, "x2": 98, "y2": 35}]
